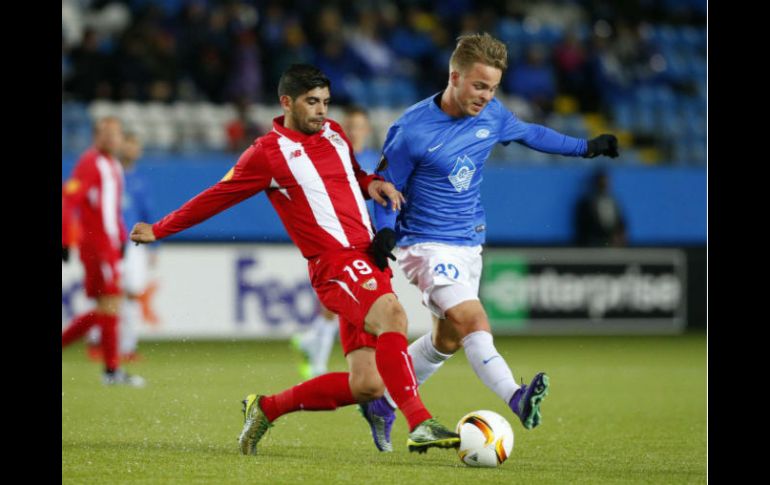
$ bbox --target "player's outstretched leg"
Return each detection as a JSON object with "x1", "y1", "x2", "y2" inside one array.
[
  {"x1": 239, "y1": 372, "x2": 357, "y2": 455},
  {"x1": 406, "y1": 418, "x2": 462, "y2": 454},
  {"x1": 508, "y1": 372, "x2": 550, "y2": 429},
  {"x1": 365, "y1": 295, "x2": 459, "y2": 453},
  {"x1": 238, "y1": 394, "x2": 273, "y2": 455},
  {"x1": 372, "y1": 331, "x2": 459, "y2": 452},
  {"x1": 358, "y1": 399, "x2": 396, "y2": 452}
]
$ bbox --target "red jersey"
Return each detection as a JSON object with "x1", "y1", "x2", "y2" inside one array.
[
  {"x1": 62, "y1": 147, "x2": 127, "y2": 258},
  {"x1": 153, "y1": 117, "x2": 382, "y2": 259}
]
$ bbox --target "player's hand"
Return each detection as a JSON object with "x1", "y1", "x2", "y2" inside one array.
[
  {"x1": 130, "y1": 222, "x2": 157, "y2": 244},
  {"x1": 371, "y1": 228, "x2": 397, "y2": 270},
  {"x1": 368, "y1": 180, "x2": 405, "y2": 211},
  {"x1": 62, "y1": 246, "x2": 70, "y2": 263},
  {"x1": 584, "y1": 134, "x2": 619, "y2": 158}
]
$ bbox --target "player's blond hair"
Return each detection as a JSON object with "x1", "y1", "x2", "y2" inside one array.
[{"x1": 449, "y1": 33, "x2": 508, "y2": 73}]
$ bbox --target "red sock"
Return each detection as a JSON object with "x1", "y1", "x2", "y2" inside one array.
[
  {"x1": 62, "y1": 311, "x2": 99, "y2": 347},
  {"x1": 97, "y1": 313, "x2": 120, "y2": 372},
  {"x1": 375, "y1": 332, "x2": 431, "y2": 431},
  {"x1": 260, "y1": 372, "x2": 355, "y2": 423}
]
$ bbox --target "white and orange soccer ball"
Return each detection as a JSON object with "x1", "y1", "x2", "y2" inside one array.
[{"x1": 456, "y1": 410, "x2": 514, "y2": 468}]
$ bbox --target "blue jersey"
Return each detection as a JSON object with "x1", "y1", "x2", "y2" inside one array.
[
  {"x1": 122, "y1": 167, "x2": 154, "y2": 236},
  {"x1": 356, "y1": 147, "x2": 381, "y2": 220},
  {"x1": 374, "y1": 93, "x2": 588, "y2": 246},
  {"x1": 356, "y1": 148, "x2": 381, "y2": 175}
]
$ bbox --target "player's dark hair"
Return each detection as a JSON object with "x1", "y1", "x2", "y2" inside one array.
[{"x1": 278, "y1": 64, "x2": 331, "y2": 99}]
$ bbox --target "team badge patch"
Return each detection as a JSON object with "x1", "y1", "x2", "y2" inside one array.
[
  {"x1": 328, "y1": 133, "x2": 345, "y2": 147},
  {"x1": 448, "y1": 155, "x2": 476, "y2": 192},
  {"x1": 362, "y1": 278, "x2": 378, "y2": 291},
  {"x1": 64, "y1": 178, "x2": 81, "y2": 195}
]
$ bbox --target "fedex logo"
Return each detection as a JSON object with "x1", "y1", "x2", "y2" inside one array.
[{"x1": 236, "y1": 255, "x2": 319, "y2": 326}]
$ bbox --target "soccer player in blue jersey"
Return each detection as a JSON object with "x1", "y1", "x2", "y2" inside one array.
[{"x1": 359, "y1": 33, "x2": 618, "y2": 452}]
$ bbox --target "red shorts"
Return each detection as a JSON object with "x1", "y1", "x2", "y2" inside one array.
[
  {"x1": 79, "y1": 247, "x2": 122, "y2": 298},
  {"x1": 309, "y1": 248, "x2": 394, "y2": 355}
]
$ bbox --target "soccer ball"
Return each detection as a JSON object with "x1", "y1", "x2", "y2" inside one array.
[{"x1": 456, "y1": 410, "x2": 514, "y2": 468}]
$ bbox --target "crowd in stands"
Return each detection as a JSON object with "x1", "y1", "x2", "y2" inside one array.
[{"x1": 62, "y1": 0, "x2": 706, "y2": 165}]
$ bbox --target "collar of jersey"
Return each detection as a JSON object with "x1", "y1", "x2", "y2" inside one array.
[
  {"x1": 272, "y1": 115, "x2": 324, "y2": 143},
  {"x1": 429, "y1": 91, "x2": 466, "y2": 121}
]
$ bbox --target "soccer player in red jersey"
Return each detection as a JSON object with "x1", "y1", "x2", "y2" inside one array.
[
  {"x1": 61, "y1": 117, "x2": 145, "y2": 387},
  {"x1": 130, "y1": 64, "x2": 459, "y2": 455}
]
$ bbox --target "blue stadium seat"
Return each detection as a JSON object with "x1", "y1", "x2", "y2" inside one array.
[
  {"x1": 612, "y1": 103, "x2": 634, "y2": 131},
  {"x1": 632, "y1": 104, "x2": 656, "y2": 134}
]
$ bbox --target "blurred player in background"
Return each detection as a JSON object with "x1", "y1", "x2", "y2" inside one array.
[
  {"x1": 342, "y1": 105, "x2": 379, "y2": 174},
  {"x1": 574, "y1": 167, "x2": 627, "y2": 247},
  {"x1": 360, "y1": 33, "x2": 619, "y2": 451},
  {"x1": 291, "y1": 106, "x2": 380, "y2": 381},
  {"x1": 62, "y1": 117, "x2": 145, "y2": 387},
  {"x1": 87, "y1": 133, "x2": 158, "y2": 362},
  {"x1": 130, "y1": 64, "x2": 459, "y2": 455}
]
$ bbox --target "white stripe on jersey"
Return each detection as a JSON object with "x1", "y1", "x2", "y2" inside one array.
[
  {"x1": 322, "y1": 123, "x2": 374, "y2": 240},
  {"x1": 328, "y1": 278, "x2": 360, "y2": 304},
  {"x1": 96, "y1": 156, "x2": 121, "y2": 249},
  {"x1": 275, "y1": 135, "x2": 350, "y2": 247}
]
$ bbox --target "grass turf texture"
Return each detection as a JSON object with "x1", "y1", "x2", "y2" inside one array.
[{"x1": 62, "y1": 334, "x2": 706, "y2": 484}]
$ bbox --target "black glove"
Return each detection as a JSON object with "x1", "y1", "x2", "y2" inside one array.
[
  {"x1": 371, "y1": 228, "x2": 397, "y2": 270},
  {"x1": 62, "y1": 246, "x2": 70, "y2": 263},
  {"x1": 584, "y1": 134, "x2": 619, "y2": 158}
]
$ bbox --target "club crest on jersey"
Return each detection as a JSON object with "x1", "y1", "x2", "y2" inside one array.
[
  {"x1": 476, "y1": 128, "x2": 490, "y2": 139},
  {"x1": 362, "y1": 278, "x2": 378, "y2": 291},
  {"x1": 448, "y1": 155, "x2": 476, "y2": 192},
  {"x1": 328, "y1": 133, "x2": 345, "y2": 147},
  {"x1": 289, "y1": 149, "x2": 303, "y2": 159}
]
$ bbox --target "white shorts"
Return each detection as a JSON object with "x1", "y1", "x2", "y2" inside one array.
[
  {"x1": 121, "y1": 243, "x2": 149, "y2": 296},
  {"x1": 395, "y1": 242, "x2": 483, "y2": 319}
]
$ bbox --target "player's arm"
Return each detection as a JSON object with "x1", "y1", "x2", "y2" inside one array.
[
  {"x1": 370, "y1": 124, "x2": 416, "y2": 269},
  {"x1": 131, "y1": 144, "x2": 271, "y2": 243},
  {"x1": 500, "y1": 107, "x2": 618, "y2": 158},
  {"x1": 372, "y1": 124, "x2": 415, "y2": 231}
]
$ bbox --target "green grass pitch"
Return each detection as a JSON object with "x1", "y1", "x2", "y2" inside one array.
[{"x1": 62, "y1": 333, "x2": 706, "y2": 484}]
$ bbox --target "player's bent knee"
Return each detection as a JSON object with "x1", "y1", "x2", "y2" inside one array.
[
  {"x1": 445, "y1": 303, "x2": 491, "y2": 337},
  {"x1": 365, "y1": 294, "x2": 408, "y2": 336},
  {"x1": 349, "y1": 375, "x2": 385, "y2": 401},
  {"x1": 434, "y1": 332, "x2": 463, "y2": 354}
]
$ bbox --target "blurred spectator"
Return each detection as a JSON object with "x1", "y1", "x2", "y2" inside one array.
[
  {"x1": 314, "y1": 36, "x2": 367, "y2": 106},
  {"x1": 60, "y1": 0, "x2": 706, "y2": 164},
  {"x1": 342, "y1": 106, "x2": 379, "y2": 174},
  {"x1": 65, "y1": 28, "x2": 114, "y2": 100},
  {"x1": 574, "y1": 168, "x2": 627, "y2": 247},
  {"x1": 266, "y1": 20, "x2": 314, "y2": 97},
  {"x1": 553, "y1": 29, "x2": 591, "y2": 108},
  {"x1": 225, "y1": 98, "x2": 267, "y2": 153},
  {"x1": 226, "y1": 30, "x2": 263, "y2": 103},
  {"x1": 506, "y1": 44, "x2": 557, "y2": 115},
  {"x1": 347, "y1": 10, "x2": 397, "y2": 77}
]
